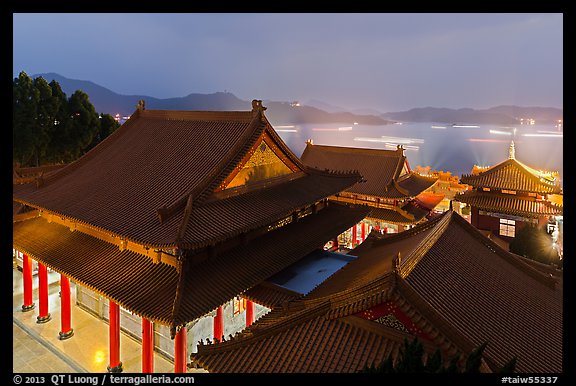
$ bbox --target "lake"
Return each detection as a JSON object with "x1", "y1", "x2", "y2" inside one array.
[{"x1": 272, "y1": 121, "x2": 563, "y2": 185}]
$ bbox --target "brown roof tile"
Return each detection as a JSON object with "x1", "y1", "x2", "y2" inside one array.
[
  {"x1": 365, "y1": 206, "x2": 415, "y2": 223},
  {"x1": 302, "y1": 143, "x2": 427, "y2": 198},
  {"x1": 194, "y1": 210, "x2": 562, "y2": 373},
  {"x1": 454, "y1": 190, "x2": 563, "y2": 218},
  {"x1": 242, "y1": 281, "x2": 303, "y2": 309},
  {"x1": 461, "y1": 158, "x2": 561, "y2": 194},
  {"x1": 13, "y1": 108, "x2": 360, "y2": 248},
  {"x1": 14, "y1": 202, "x2": 368, "y2": 327}
]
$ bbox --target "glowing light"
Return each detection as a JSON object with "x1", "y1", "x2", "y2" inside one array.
[
  {"x1": 537, "y1": 130, "x2": 562, "y2": 134},
  {"x1": 431, "y1": 125, "x2": 447, "y2": 129},
  {"x1": 489, "y1": 130, "x2": 513, "y2": 136},
  {"x1": 94, "y1": 350, "x2": 106, "y2": 365},
  {"x1": 338, "y1": 127, "x2": 353, "y2": 131},
  {"x1": 452, "y1": 124, "x2": 480, "y2": 128},
  {"x1": 353, "y1": 122, "x2": 359, "y2": 125},
  {"x1": 276, "y1": 129, "x2": 298, "y2": 132},
  {"x1": 312, "y1": 128, "x2": 342, "y2": 132},
  {"x1": 522, "y1": 133, "x2": 563, "y2": 138},
  {"x1": 275, "y1": 125, "x2": 295, "y2": 129},
  {"x1": 381, "y1": 136, "x2": 424, "y2": 144},
  {"x1": 468, "y1": 138, "x2": 510, "y2": 143}
]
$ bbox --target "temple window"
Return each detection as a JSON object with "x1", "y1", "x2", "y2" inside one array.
[{"x1": 499, "y1": 218, "x2": 515, "y2": 237}]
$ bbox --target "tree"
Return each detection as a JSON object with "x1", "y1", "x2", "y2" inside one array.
[
  {"x1": 362, "y1": 337, "x2": 516, "y2": 373},
  {"x1": 66, "y1": 90, "x2": 100, "y2": 160},
  {"x1": 86, "y1": 113, "x2": 120, "y2": 151},
  {"x1": 45, "y1": 80, "x2": 71, "y2": 164},
  {"x1": 509, "y1": 224, "x2": 561, "y2": 266},
  {"x1": 13, "y1": 71, "x2": 40, "y2": 166}
]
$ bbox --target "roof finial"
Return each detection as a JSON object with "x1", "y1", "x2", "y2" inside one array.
[
  {"x1": 137, "y1": 99, "x2": 145, "y2": 111},
  {"x1": 251, "y1": 99, "x2": 267, "y2": 116},
  {"x1": 509, "y1": 140, "x2": 515, "y2": 159},
  {"x1": 306, "y1": 138, "x2": 314, "y2": 145}
]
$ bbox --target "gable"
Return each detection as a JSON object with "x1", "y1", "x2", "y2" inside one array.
[{"x1": 215, "y1": 131, "x2": 301, "y2": 192}]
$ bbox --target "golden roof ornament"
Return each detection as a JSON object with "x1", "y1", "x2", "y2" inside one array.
[{"x1": 137, "y1": 99, "x2": 146, "y2": 111}]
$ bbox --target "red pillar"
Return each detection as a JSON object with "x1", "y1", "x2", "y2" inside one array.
[
  {"x1": 58, "y1": 274, "x2": 74, "y2": 340},
  {"x1": 107, "y1": 301, "x2": 123, "y2": 373},
  {"x1": 174, "y1": 326, "x2": 187, "y2": 373},
  {"x1": 36, "y1": 263, "x2": 51, "y2": 323},
  {"x1": 142, "y1": 318, "x2": 154, "y2": 373},
  {"x1": 361, "y1": 222, "x2": 366, "y2": 242},
  {"x1": 246, "y1": 300, "x2": 255, "y2": 327},
  {"x1": 214, "y1": 306, "x2": 224, "y2": 342},
  {"x1": 352, "y1": 225, "x2": 357, "y2": 247},
  {"x1": 21, "y1": 254, "x2": 35, "y2": 312}
]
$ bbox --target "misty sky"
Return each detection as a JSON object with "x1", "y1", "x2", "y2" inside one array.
[{"x1": 13, "y1": 13, "x2": 563, "y2": 112}]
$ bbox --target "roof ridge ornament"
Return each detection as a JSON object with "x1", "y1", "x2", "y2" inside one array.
[
  {"x1": 509, "y1": 140, "x2": 515, "y2": 160},
  {"x1": 251, "y1": 99, "x2": 267, "y2": 116},
  {"x1": 137, "y1": 99, "x2": 145, "y2": 111}
]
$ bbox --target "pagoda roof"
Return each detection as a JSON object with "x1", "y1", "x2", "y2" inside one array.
[
  {"x1": 13, "y1": 104, "x2": 360, "y2": 249},
  {"x1": 301, "y1": 143, "x2": 437, "y2": 199},
  {"x1": 13, "y1": 202, "x2": 369, "y2": 329},
  {"x1": 460, "y1": 158, "x2": 561, "y2": 194},
  {"x1": 192, "y1": 211, "x2": 562, "y2": 373},
  {"x1": 454, "y1": 190, "x2": 563, "y2": 218},
  {"x1": 365, "y1": 206, "x2": 415, "y2": 224}
]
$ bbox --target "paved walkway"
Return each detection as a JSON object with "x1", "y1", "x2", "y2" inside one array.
[{"x1": 12, "y1": 265, "x2": 206, "y2": 373}]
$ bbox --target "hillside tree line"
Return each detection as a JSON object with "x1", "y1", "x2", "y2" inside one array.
[{"x1": 13, "y1": 71, "x2": 120, "y2": 167}]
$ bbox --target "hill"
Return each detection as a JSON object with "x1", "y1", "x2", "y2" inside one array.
[
  {"x1": 32, "y1": 73, "x2": 391, "y2": 125},
  {"x1": 382, "y1": 106, "x2": 562, "y2": 125}
]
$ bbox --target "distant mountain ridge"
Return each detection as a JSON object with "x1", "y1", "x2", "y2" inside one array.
[
  {"x1": 32, "y1": 73, "x2": 391, "y2": 125},
  {"x1": 382, "y1": 106, "x2": 563, "y2": 125},
  {"x1": 32, "y1": 73, "x2": 562, "y2": 125}
]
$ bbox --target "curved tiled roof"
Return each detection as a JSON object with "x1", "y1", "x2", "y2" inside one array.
[
  {"x1": 454, "y1": 190, "x2": 563, "y2": 218},
  {"x1": 460, "y1": 158, "x2": 561, "y2": 194},
  {"x1": 13, "y1": 108, "x2": 359, "y2": 248},
  {"x1": 242, "y1": 282, "x2": 303, "y2": 309},
  {"x1": 302, "y1": 143, "x2": 430, "y2": 198},
  {"x1": 365, "y1": 206, "x2": 415, "y2": 224},
  {"x1": 192, "y1": 211, "x2": 562, "y2": 373},
  {"x1": 13, "y1": 203, "x2": 369, "y2": 328}
]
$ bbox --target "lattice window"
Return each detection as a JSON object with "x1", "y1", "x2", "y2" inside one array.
[{"x1": 499, "y1": 218, "x2": 515, "y2": 237}]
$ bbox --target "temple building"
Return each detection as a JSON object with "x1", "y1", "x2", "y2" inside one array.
[
  {"x1": 13, "y1": 100, "x2": 369, "y2": 373},
  {"x1": 191, "y1": 209, "x2": 562, "y2": 373},
  {"x1": 300, "y1": 142, "x2": 441, "y2": 248},
  {"x1": 454, "y1": 141, "x2": 563, "y2": 249}
]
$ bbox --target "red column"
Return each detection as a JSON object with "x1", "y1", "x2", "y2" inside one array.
[
  {"x1": 58, "y1": 274, "x2": 74, "y2": 340},
  {"x1": 246, "y1": 300, "x2": 255, "y2": 327},
  {"x1": 174, "y1": 326, "x2": 187, "y2": 373},
  {"x1": 352, "y1": 225, "x2": 357, "y2": 247},
  {"x1": 213, "y1": 306, "x2": 224, "y2": 342},
  {"x1": 361, "y1": 222, "x2": 366, "y2": 242},
  {"x1": 107, "y1": 301, "x2": 123, "y2": 373},
  {"x1": 36, "y1": 263, "x2": 51, "y2": 324},
  {"x1": 142, "y1": 318, "x2": 154, "y2": 373},
  {"x1": 21, "y1": 254, "x2": 35, "y2": 312}
]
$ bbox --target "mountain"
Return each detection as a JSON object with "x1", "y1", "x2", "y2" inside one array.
[
  {"x1": 382, "y1": 106, "x2": 563, "y2": 125},
  {"x1": 32, "y1": 73, "x2": 391, "y2": 125}
]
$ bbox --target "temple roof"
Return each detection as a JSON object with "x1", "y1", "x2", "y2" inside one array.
[
  {"x1": 13, "y1": 105, "x2": 360, "y2": 249},
  {"x1": 461, "y1": 158, "x2": 561, "y2": 194},
  {"x1": 192, "y1": 211, "x2": 562, "y2": 373},
  {"x1": 454, "y1": 190, "x2": 563, "y2": 218},
  {"x1": 13, "y1": 202, "x2": 369, "y2": 328},
  {"x1": 301, "y1": 143, "x2": 437, "y2": 199}
]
